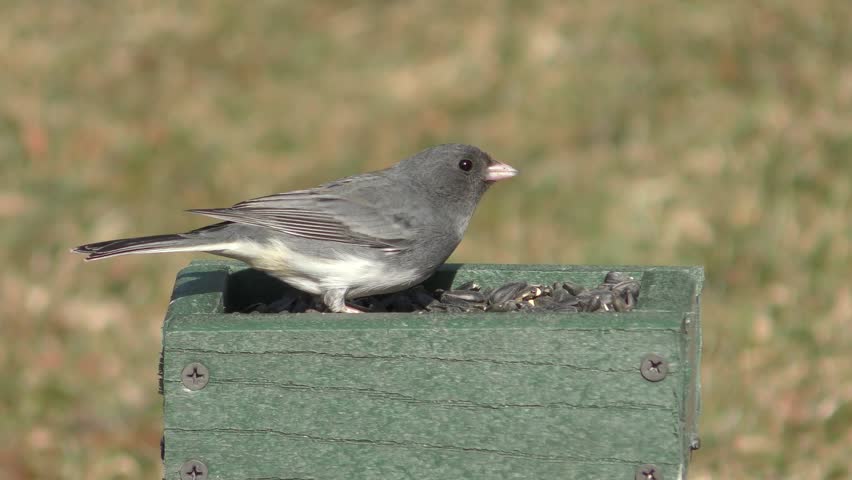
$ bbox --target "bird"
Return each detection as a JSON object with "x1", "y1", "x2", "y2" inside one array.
[{"x1": 72, "y1": 144, "x2": 518, "y2": 312}]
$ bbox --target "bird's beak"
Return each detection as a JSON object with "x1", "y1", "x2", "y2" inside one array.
[{"x1": 485, "y1": 161, "x2": 519, "y2": 183}]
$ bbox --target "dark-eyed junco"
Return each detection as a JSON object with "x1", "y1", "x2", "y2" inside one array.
[{"x1": 73, "y1": 144, "x2": 518, "y2": 312}]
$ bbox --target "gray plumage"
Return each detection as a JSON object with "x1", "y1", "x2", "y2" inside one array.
[{"x1": 73, "y1": 144, "x2": 518, "y2": 312}]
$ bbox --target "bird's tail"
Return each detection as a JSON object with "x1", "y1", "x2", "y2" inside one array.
[{"x1": 71, "y1": 234, "x2": 216, "y2": 261}]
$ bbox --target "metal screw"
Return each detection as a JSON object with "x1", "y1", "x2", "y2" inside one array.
[
  {"x1": 635, "y1": 464, "x2": 662, "y2": 480},
  {"x1": 640, "y1": 354, "x2": 668, "y2": 382},
  {"x1": 180, "y1": 460, "x2": 208, "y2": 480},
  {"x1": 181, "y1": 362, "x2": 210, "y2": 390},
  {"x1": 690, "y1": 436, "x2": 701, "y2": 450}
]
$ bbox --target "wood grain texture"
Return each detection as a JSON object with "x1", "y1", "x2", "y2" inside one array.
[{"x1": 162, "y1": 261, "x2": 702, "y2": 480}]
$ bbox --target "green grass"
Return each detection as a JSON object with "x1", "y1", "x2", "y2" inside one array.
[{"x1": 2, "y1": 1, "x2": 851, "y2": 478}]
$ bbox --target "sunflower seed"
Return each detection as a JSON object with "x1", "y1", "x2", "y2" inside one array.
[
  {"x1": 625, "y1": 291, "x2": 636, "y2": 309},
  {"x1": 537, "y1": 296, "x2": 580, "y2": 312},
  {"x1": 612, "y1": 279, "x2": 641, "y2": 298},
  {"x1": 442, "y1": 290, "x2": 487, "y2": 304},
  {"x1": 560, "y1": 281, "x2": 587, "y2": 296},
  {"x1": 520, "y1": 286, "x2": 543, "y2": 301},
  {"x1": 603, "y1": 271, "x2": 633, "y2": 285},
  {"x1": 484, "y1": 300, "x2": 517, "y2": 312},
  {"x1": 612, "y1": 294, "x2": 628, "y2": 312},
  {"x1": 488, "y1": 282, "x2": 529, "y2": 304},
  {"x1": 551, "y1": 287, "x2": 579, "y2": 305}
]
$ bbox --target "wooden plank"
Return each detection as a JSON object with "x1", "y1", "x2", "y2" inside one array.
[
  {"x1": 166, "y1": 387, "x2": 680, "y2": 457},
  {"x1": 165, "y1": 430, "x2": 680, "y2": 480},
  {"x1": 163, "y1": 317, "x2": 683, "y2": 403}
]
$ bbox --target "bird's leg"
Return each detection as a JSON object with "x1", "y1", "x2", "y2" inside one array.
[{"x1": 322, "y1": 288, "x2": 363, "y2": 313}]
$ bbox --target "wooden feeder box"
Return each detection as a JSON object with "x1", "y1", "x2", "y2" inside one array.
[{"x1": 160, "y1": 260, "x2": 703, "y2": 479}]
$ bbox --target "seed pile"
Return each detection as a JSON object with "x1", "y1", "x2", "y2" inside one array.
[{"x1": 241, "y1": 271, "x2": 640, "y2": 314}]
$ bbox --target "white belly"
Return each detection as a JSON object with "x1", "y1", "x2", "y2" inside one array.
[{"x1": 225, "y1": 238, "x2": 423, "y2": 298}]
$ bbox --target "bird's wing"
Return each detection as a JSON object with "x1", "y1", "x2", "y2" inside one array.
[{"x1": 188, "y1": 177, "x2": 417, "y2": 252}]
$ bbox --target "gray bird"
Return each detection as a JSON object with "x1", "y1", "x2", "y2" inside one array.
[{"x1": 72, "y1": 144, "x2": 518, "y2": 312}]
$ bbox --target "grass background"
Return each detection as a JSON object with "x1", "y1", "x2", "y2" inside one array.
[{"x1": 2, "y1": 1, "x2": 851, "y2": 478}]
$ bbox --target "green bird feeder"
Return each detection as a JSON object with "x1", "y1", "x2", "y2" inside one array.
[{"x1": 160, "y1": 260, "x2": 703, "y2": 480}]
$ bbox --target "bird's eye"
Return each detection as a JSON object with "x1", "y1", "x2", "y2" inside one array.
[{"x1": 458, "y1": 159, "x2": 473, "y2": 171}]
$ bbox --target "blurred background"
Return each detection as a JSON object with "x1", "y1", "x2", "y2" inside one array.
[{"x1": 1, "y1": 1, "x2": 851, "y2": 478}]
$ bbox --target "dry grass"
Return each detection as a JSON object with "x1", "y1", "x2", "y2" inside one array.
[{"x1": 1, "y1": 1, "x2": 851, "y2": 478}]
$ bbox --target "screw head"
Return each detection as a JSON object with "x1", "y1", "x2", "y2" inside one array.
[
  {"x1": 180, "y1": 459, "x2": 208, "y2": 480},
  {"x1": 690, "y1": 436, "x2": 701, "y2": 450},
  {"x1": 640, "y1": 353, "x2": 668, "y2": 382},
  {"x1": 181, "y1": 362, "x2": 210, "y2": 391},
  {"x1": 635, "y1": 463, "x2": 662, "y2": 480}
]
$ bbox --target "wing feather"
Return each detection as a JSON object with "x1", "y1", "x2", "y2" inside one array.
[{"x1": 187, "y1": 181, "x2": 415, "y2": 251}]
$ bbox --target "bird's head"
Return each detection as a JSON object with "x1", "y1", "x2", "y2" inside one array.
[{"x1": 397, "y1": 144, "x2": 518, "y2": 203}]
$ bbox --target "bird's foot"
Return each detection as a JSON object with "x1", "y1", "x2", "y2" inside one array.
[{"x1": 322, "y1": 288, "x2": 365, "y2": 313}]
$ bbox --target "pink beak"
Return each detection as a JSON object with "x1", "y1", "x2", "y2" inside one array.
[{"x1": 485, "y1": 161, "x2": 519, "y2": 183}]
